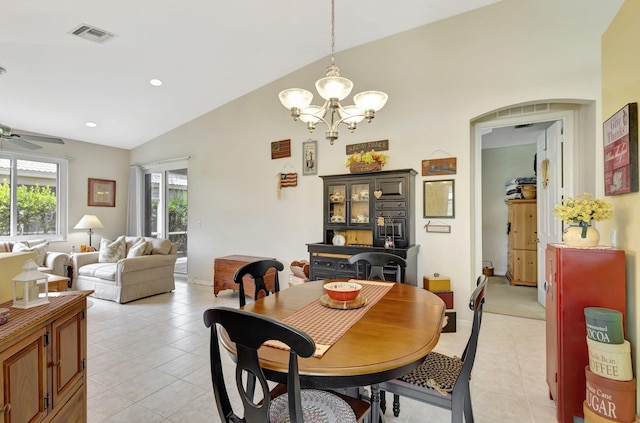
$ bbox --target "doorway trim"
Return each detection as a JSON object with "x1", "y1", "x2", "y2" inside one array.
[{"x1": 470, "y1": 102, "x2": 592, "y2": 295}]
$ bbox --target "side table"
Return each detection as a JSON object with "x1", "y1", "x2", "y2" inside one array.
[
  {"x1": 213, "y1": 255, "x2": 277, "y2": 298},
  {"x1": 46, "y1": 274, "x2": 71, "y2": 292}
]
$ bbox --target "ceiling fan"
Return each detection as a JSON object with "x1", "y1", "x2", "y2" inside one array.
[{"x1": 0, "y1": 123, "x2": 65, "y2": 150}]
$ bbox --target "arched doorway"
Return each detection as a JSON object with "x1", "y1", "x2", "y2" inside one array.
[{"x1": 470, "y1": 100, "x2": 597, "y2": 318}]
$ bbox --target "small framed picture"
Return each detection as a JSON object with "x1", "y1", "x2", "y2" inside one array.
[
  {"x1": 88, "y1": 178, "x2": 116, "y2": 207},
  {"x1": 424, "y1": 179, "x2": 455, "y2": 218},
  {"x1": 303, "y1": 140, "x2": 318, "y2": 175}
]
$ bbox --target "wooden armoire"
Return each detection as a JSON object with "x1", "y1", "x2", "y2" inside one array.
[{"x1": 506, "y1": 199, "x2": 537, "y2": 286}]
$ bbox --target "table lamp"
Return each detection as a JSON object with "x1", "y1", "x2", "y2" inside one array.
[{"x1": 74, "y1": 214, "x2": 104, "y2": 248}]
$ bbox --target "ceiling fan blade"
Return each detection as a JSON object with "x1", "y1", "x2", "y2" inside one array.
[
  {"x1": 7, "y1": 137, "x2": 42, "y2": 150},
  {"x1": 17, "y1": 133, "x2": 64, "y2": 144}
]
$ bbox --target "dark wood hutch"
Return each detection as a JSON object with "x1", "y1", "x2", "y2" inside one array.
[{"x1": 307, "y1": 168, "x2": 420, "y2": 285}]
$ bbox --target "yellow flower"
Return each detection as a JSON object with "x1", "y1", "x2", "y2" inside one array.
[
  {"x1": 345, "y1": 150, "x2": 388, "y2": 167},
  {"x1": 553, "y1": 193, "x2": 614, "y2": 223}
]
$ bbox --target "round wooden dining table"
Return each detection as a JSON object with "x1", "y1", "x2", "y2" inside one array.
[{"x1": 219, "y1": 279, "x2": 446, "y2": 420}]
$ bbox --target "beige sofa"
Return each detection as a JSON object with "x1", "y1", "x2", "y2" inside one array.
[
  {"x1": 0, "y1": 239, "x2": 69, "y2": 277},
  {"x1": 72, "y1": 236, "x2": 177, "y2": 303}
]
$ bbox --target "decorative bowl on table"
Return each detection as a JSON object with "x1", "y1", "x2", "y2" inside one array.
[{"x1": 324, "y1": 282, "x2": 362, "y2": 302}]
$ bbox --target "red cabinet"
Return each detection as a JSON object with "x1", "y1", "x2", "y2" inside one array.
[{"x1": 545, "y1": 244, "x2": 626, "y2": 423}]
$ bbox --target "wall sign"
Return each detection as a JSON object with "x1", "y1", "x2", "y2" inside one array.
[
  {"x1": 345, "y1": 139, "x2": 388, "y2": 155},
  {"x1": 422, "y1": 158, "x2": 457, "y2": 176},
  {"x1": 271, "y1": 139, "x2": 291, "y2": 159},
  {"x1": 604, "y1": 103, "x2": 638, "y2": 195},
  {"x1": 302, "y1": 140, "x2": 317, "y2": 175}
]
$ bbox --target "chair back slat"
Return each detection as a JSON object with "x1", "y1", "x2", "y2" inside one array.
[
  {"x1": 455, "y1": 275, "x2": 488, "y2": 391},
  {"x1": 233, "y1": 259, "x2": 284, "y2": 307},
  {"x1": 378, "y1": 274, "x2": 489, "y2": 422},
  {"x1": 203, "y1": 306, "x2": 315, "y2": 423}
]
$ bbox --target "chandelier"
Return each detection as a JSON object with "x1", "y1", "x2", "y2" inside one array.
[{"x1": 278, "y1": 0, "x2": 388, "y2": 144}]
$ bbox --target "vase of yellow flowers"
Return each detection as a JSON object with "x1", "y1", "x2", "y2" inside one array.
[
  {"x1": 345, "y1": 150, "x2": 388, "y2": 173},
  {"x1": 554, "y1": 193, "x2": 614, "y2": 247}
]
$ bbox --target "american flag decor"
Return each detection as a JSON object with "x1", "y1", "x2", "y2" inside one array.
[
  {"x1": 280, "y1": 173, "x2": 298, "y2": 187},
  {"x1": 271, "y1": 139, "x2": 291, "y2": 159}
]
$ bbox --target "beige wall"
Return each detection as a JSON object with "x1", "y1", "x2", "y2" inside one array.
[
  {"x1": 131, "y1": 0, "x2": 623, "y2": 316},
  {"x1": 602, "y1": 0, "x2": 640, "y2": 408}
]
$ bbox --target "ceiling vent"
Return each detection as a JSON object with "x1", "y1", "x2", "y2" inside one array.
[
  {"x1": 496, "y1": 103, "x2": 550, "y2": 119},
  {"x1": 69, "y1": 24, "x2": 116, "y2": 43}
]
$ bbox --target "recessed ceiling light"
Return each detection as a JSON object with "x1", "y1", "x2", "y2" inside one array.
[
  {"x1": 85, "y1": 122, "x2": 97, "y2": 128},
  {"x1": 149, "y1": 79, "x2": 163, "y2": 87}
]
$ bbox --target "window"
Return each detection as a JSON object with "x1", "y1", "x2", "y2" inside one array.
[
  {"x1": 0, "y1": 152, "x2": 68, "y2": 240},
  {"x1": 143, "y1": 167, "x2": 187, "y2": 258}
]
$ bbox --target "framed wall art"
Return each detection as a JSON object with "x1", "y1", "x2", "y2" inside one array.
[
  {"x1": 604, "y1": 102, "x2": 638, "y2": 195},
  {"x1": 424, "y1": 179, "x2": 454, "y2": 218},
  {"x1": 88, "y1": 178, "x2": 116, "y2": 207},
  {"x1": 302, "y1": 140, "x2": 317, "y2": 175},
  {"x1": 271, "y1": 139, "x2": 291, "y2": 159},
  {"x1": 422, "y1": 157, "x2": 457, "y2": 176}
]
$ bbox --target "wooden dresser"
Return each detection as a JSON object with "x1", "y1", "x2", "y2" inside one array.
[
  {"x1": 506, "y1": 199, "x2": 537, "y2": 286},
  {"x1": 213, "y1": 255, "x2": 276, "y2": 297},
  {"x1": 0, "y1": 291, "x2": 91, "y2": 423}
]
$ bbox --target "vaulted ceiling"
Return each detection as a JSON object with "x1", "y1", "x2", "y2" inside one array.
[{"x1": 0, "y1": 0, "x2": 501, "y2": 149}]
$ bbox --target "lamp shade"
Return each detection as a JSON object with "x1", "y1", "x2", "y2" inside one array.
[
  {"x1": 299, "y1": 105, "x2": 326, "y2": 124},
  {"x1": 315, "y1": 76, "x2": 353, "y2": 101},
  {"x1": 74, "y1": 214, "x2": 104, "y2": 230},
  {"x1": 353, "y1": 90, "x2": 388, "y2": 112},
  {"x1": 279, "y1": 89, "x2": 313, "y2": 110},
  {"x1": 338, "y1": 105, "x2": 365, "y2": 125}
]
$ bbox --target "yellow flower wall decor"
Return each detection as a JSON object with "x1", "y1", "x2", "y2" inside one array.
[{"x1": 345, "y1": 150, "x2": 388, "y2": 167}]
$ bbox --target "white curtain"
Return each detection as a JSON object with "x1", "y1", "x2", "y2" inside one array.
[{"x1": 126, "y1": 165, "x2": 144, "y2": 236}]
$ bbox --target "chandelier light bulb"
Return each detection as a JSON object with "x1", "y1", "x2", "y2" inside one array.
[
  {"x1": 279, "y1": 89, "x2": 313, "y2": 110},
  {"x1": 315, "y1": 75, "x2": 353, "y2": 101},
  {"x1": 299, "y1": 105, "x2": 326, "y2": 124},
  {"x1": 338, "y1": 105, "x2": 365, "y2": 125},
  {"x1": 353, "y1": 91, "x2": 388, "y2": 112}
]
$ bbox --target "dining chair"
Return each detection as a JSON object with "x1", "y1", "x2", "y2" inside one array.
[
  {"x1": 233, "y1": 259, "x2": 283, "y2": 307},
  {"x1": 348, "y1": 252, "x2": 407, "y2": 282},
  {"x1": 203, "y1": 306, "x2": 371, "y2": 423},
  {"x1": 377, "y1": 275, "x2": 488, "y2": 423}
]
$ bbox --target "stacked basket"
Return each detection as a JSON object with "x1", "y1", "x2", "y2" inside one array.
[{"x1": 583, "y1": 307, "x2": 636, "y2": 423}]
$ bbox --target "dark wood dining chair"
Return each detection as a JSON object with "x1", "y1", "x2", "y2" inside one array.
[
  {"x1": 377, "y1": 275, "x2": 488, "y2": 423},
  {"x1": 347, "y1": 252, "x2": 407, "y2": 282},
  {"x1": 203, "y1": 306, "x2": 370, "y2": 423},
  {"x1": 233, "y1": 259, "x2": 283, "y2": 307}
]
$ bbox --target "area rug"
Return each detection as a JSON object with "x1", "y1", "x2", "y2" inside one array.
[{"x1": 484, "y1": 276, "x2": 545, "y2": 320}]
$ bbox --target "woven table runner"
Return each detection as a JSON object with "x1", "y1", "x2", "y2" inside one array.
[
  {"x1": 265, "y1": 280, "x2": 394, "y2": 358},
  {"x1": 0, "y1": 296, "x2": 79, "y2": 337}
]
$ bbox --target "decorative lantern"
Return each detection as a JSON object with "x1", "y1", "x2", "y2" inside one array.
[{"x1": 12, "y1": 259, "x2": 49, "y2": 309}]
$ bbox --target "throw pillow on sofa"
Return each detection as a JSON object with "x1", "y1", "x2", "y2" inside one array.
[
  {"x1": 0, "y1": 242, "x2": 13, "y2": 253},
  {"x1": 13, "y1": 241, "x2": 48, "y2": 266},
  {"x1": 149, "y1": 238, "x2": 172, "y2": 255},
  {"x1": 99, "y1": 236, "x2": 126, "y2": 263},
  {"x1": 126, "y1": 239, "x2": 149, "y2": 258}
]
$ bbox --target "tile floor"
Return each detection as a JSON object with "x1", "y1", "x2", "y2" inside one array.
[{"x1": 86, "y1": 280, "x2": 557, "y2": 422}]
